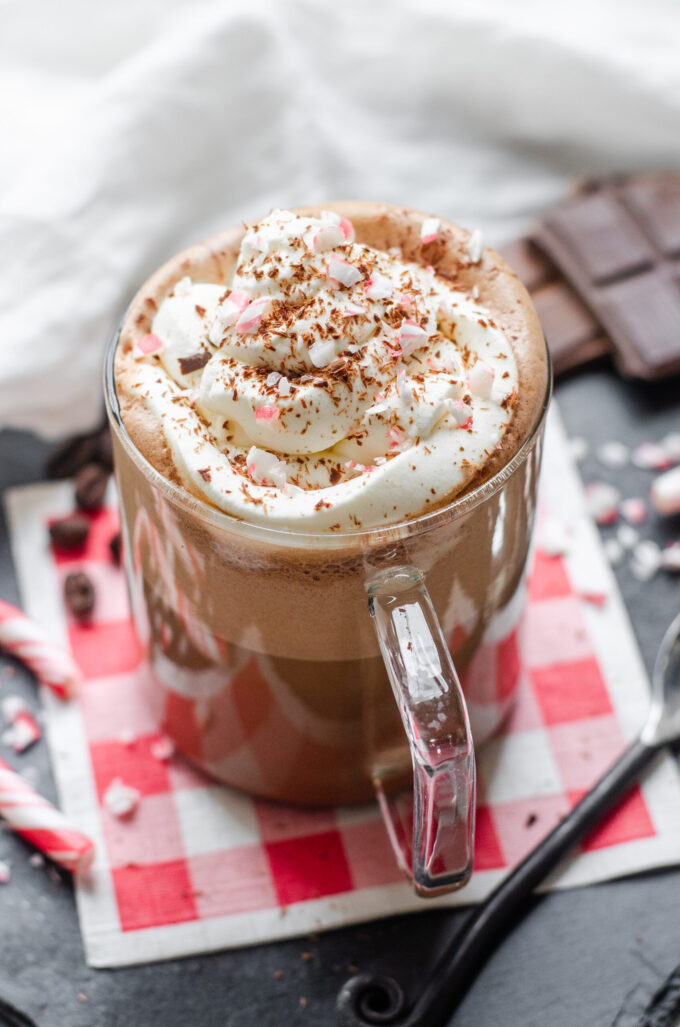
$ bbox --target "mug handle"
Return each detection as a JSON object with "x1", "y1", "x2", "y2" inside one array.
[{"x1": 366, "y1": 565, "x2": 475, "y2": 896}]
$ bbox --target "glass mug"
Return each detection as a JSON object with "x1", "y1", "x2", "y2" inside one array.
[{"x1": 104, "y1": 279, "x2": 550, "y2": 900}]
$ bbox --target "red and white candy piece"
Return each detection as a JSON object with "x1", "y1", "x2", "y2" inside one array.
[
  {"x1": 342, "y1": 301, "x2": 366, "y2": 317},
  {"x1": 596, "y1": 441, "x2": 629, "y2": 469},
  {"x1": 254, "y1": 405, "x2": 280, "y2": 422},
  {"x1": 209, "y1": 290, "x2": 250, "y2": 342},
  {"x1": 320, "y1": 211, "x2": 354, "y2": 242},
  {"x1": 420, "y1": 218, "x2": 440, "y2": 245},
  {"x1": 364, "y1": 270, "x2": 393, "y2": 300},
  {"x1": 309, "y1": 338, "x2": 338, "y2": 368},
  {"x1": 620, "y1": 497, "x2": 647, "y2": 525},
  {"x1": 326, "y1": 255, "x2": 363, "y2": 288},
  {"x1": 632, "y1": 442, "x2": 672, "y2": 471},
  {"x1": 585, "y1": 482, "x2": 620, "y2": 525},
  {"x1": 397, "y1": 319, "x2": 429, "y2": 357},
  {"x1": 468, "y1": 359, "x2": 495, "y2": 399},
  {"x1": 133, "y1": 334, "x2": 164, "y2": 360},
  {"x1": 0, "y1": 601, "x2": 81, "y2": 700},
  {"x1": 103, "y1": 778, "x2": 140, "y2": 819},
  {"x1": 661, "y1": 543, "x2": 680, "y2": 573},
  {"x1": 234, "y1": 297, "x2": 273, "y2": 335},
  {"x1": 446, "y1": 399, "x2": 473, "y2": 430},
  {"x1": 311, "y1": 224, "x2": 346, "y2": 252},
  {"x1": 651, "y1": 466, "x2": 680, "y2": 516},
  {"x1": 1, "y1": 696, "x2": 41, "y2": 753},
  {"x1": 246, "y1": 446, "x2": 288, "y2": 488},
  {"x1": 0, "y1": 757, "x2": 95, "y2": 873}
]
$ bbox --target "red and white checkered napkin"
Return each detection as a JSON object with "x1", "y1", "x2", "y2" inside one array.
[{"x1": 6, "y1": 406, "x2": 680, "y2": 968}]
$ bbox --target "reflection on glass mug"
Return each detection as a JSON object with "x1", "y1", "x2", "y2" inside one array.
[{"x1": 105, "y1": 203, "x2": 550, "y2": 895}]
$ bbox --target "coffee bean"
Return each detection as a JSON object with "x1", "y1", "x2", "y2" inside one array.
[
  {"x1": 49, "y1": 514, "x2": 90, "y2": 550},
  {"x1": 75, "y1": 464, "x2": 109, "y2": 511},
  {"x1": 109, "y1": 532, "x2": 122, "y2": 566},
  {"x1": 64, "y1": 571, "x2": 95, "y2": 620}
]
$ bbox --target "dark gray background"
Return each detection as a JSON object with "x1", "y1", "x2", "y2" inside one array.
[{"x1": 1, "y1": 364, "x2": 679, "y2": 1027}]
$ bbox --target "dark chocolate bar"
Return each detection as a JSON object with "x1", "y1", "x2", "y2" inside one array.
[
  {"x1": 499, "y1": 237, "x2": 611, "y2": 375},
  {"x1": 531, "y1": 172, "x2": 680, "y2": 380}
]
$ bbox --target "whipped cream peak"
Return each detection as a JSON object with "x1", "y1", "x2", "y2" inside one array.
[{"x1": 126, "y1": 208, "x2": 521, "y2": 531}]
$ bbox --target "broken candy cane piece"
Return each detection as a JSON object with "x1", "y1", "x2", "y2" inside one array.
[
  {"x1": 420, "y1": 218, "x2": 440, "y2": 245},
  {"x1": 651, "y1": 466, "x2": 680, "y2": 516},
  {"x1": 397, "y1": 319, "x2": 429, "y2": 357},
  {"x1": 255, "y1": 406, "x2": 280, "y2": 422},
  {"x1": 620, "y1": 497, "x2": 647, "y2": 525},
  {"x1": 234, "y1": 297, "x2": 273, "y2": 335},
  {"x1": 466, "y1": 229, "x2": 484, "y2": 264},
  {"x1": 585, "y1": 482, "x2": 620, "y2": 525},
  {"x1": 133, "y1": 334, "x2": 164, "y2": 359},
  {"x1": 468, "y1": 359, "x2": 495, "y2": 399},
  {"x1": 103, "y1": 778, "x2": 141, "y2": 818},
  {"x1": 1, "y1": 696, "x2": 41, "y2": 753},
  {"x1": 326, "y1": 255, "x2": 363, "y2": 288},
  {"x1": 0, "y1": 600, "x2": 80, "y2": 700}
]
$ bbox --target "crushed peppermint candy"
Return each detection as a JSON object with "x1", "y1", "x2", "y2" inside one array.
[
  {"x1": 173, "y1": 276, "x2": 192, "y2": 297},
  {"x1": 104, "y1": 778, "x2": 141, "y2": 818},
  {"x1": 396, "y1": 370, "x2": 413, "y2": 406},
  {"x1": 466, "y1": 229, "x2": 484, "y2": 264},
  {"x1": 133, "y1": 334, "x2": 164, "y2": 359},
  {"x1": 620, "y1": 497, "x2": 647, "y2": 525},
  {"x1": 277, "y1": 377, "x2": 291, "y2": 397},
  {"x1": 662, "y1": 432, "x2": 680, "y2": 463},
  {"x1": 420, "y1": 217, "x2": 440, "y2": 244},
  {"x1": 661, "y1": 543, "x2": 680, "y2": 572},
  {"x1": 538, "y1": 516, "x2": 571, "y2": 557},
  {"x1": 616, "y1": 524, "x2": 640, "y2": 551},
  {"x1": 246, "y1": 446, "x2": 288, "y2": 488},
  {"x1": 209, "y1": 290, "x2": 251, "y2": 342},
  {"x1": 567, "y1": 436, "x2": 588, "y2": 461},
  {"x1": 468, "y1": 359, "x2": 495, "y2": 399},
  {"x1": 1, "y1": 696, "x2": 42, "y2": 753},
  {"x1": 397, "y1": 319, "x2": 428, "y2": 357},
  {"x1": 150, "y1": 737, "x2": 175, "y2": 761},
  {"x1": 255, "y1": 405, "x2": 280, "y2": 422},
  {"x1": 596, "y1": 441, "x2": 629, "y2": 469},
  {"x1": 604, "y1": 538, "x2": 624, "y2": 565},
  {"x1": 631, "y1": 442, "x2": 672, "y2": 471},
  {"x1": 342, "y1": 302, "x2": 366, "y2": 316},
  {"x1": 0, "y1": 860, "x2": 10, "y2": 884},
  {"x1": 311, "y1": 224, "x2": 346, "y2": 253},
  {"x1": 630, "y1": 539, "x2": 662, "y2": 581},
  {"x1": 235, "y1": 297, "x2": 273, "y2": 335},
  {"x1": 326, "y1": 255, "x2": 362, "y2": 287},
  {"x1": 266, "y1": 371, "x2": 282, "y2": 387},
  {"x1": 585, "y1": 482, "x2": 620, "y2": 525},
  {"x1": 446, "y1": 399, "x2": 473, "y2": 429},
  {"x1": 651, "y1": 466, "x2": 680, "y2": 516},
  {"x1": 309, "y1": 339, "x2": 338, "y2": 368},
  {"x1": 364, "y1": 270, "x2": 393, "y2": 300}
]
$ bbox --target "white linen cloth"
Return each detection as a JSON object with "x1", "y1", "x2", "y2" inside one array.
[{"x1": 1, "y1": 0, "x2": 680, "y2": 438}]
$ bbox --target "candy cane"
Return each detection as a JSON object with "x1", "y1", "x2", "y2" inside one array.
[
  {"x1": 0, "y1": 600, "x2": 81, "y2": 699},
  {"x1": 0, "y1": 757, "x2": 95, "y2": 873}
]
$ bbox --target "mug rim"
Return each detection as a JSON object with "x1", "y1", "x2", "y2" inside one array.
[{"x1": 104, "y1": 299, "x2": 552, "y2": 553}]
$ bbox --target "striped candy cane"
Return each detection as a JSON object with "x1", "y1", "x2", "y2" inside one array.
[
  {"x1": 0, "y1": 600, "x2": 81, "y2": 699},
  {"x1": 0, "y1": 757, "x2": 95, "y2": 874}
]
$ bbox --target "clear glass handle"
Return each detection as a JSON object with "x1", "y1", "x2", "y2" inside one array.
[{"x1": 367, "y1": 565, "x2": 475, "y2": 896}]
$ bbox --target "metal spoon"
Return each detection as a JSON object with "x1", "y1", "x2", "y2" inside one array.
[{"x1": 337, "y1": 610, "x2": 680, "y2": 1027}]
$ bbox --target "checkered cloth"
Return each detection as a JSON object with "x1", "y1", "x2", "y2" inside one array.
[{"x1": 5, "y1": 406, "x2": 680, "y2": 968}]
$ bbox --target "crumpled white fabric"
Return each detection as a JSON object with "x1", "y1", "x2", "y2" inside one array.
[{"x1": 1, "y1": 0, "x2": 680, "y2": 439}]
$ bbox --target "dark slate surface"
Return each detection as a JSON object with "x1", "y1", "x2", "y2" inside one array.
[{"x1": 0, "y1": 365, "x2": 679, "y2": 1027}]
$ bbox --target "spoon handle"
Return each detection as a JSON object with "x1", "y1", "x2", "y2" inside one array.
[{"x1": 338, "y1": 735, "x2": 659, "y2": 1027}]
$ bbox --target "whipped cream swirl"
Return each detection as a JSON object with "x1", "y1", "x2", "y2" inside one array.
[{"x1": 126, "y1": 209, "x2": 519, "y2": 531}]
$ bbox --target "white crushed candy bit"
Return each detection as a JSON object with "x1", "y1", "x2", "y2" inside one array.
[
  {"x1": 420, "y1": 217, "x2": 440, "y2": 244},
  {"x1": 662, "y1": 432, "x2": 680, "y2": 463},
  {"x1": 604, "y1": 538, "x2": 624, "y2": 565},
  {"x1": 117, "y1": 729, "x2": 136, "y2": 747},
  {"x1": 567, "y1": 436, "x2": 588, "y2": 462},
  {"x1": 651, "y1": 466, "x2": 680, "y2": 516},
  {"x1": 342, "y1": 302, "x2": 366, "y2": 316},
  {"x1": 585, "y1": 482, "x2": 620, "y2": 525},
  {"x1": 660, "y1": 543, "x2": 680, "y2": 572},
  {"x1": 538, "y1": 517, "x2": 571, "y2": 557},
  {"x1": 446, "y1": 399, "x2": 473, "y2": 429},
  {"x1": 308, "y1": 339, "x2": 337, "y2": 368},
  {"x1": 0, "y1": 860, "x2": 10, "y2": 884},
  {"x1": 364, "y1": 401, "x2": 389, "y2": 419},
  {"x1": 616, "y1": 524, "x2": 639, "y2": 550},
  {"x1": 397, "y1": 319, "x2": 429, "y2": 357},
  {"x1": 620, "y1": 497, "x2": 647, "y2": 525},
  {"x1": 2, "y1": 716, "x2": 41, "y2": 753},
  {"x1": 150, "y1": 737, "x2": 175, "y2": 761},
  {"x1": 311, "y1": 224, "x2": 345, "y2": 253},
  {"x1": 209, "y1": 290, "x2": 250, "y2": 342},
  {"x1": 468, "y1": 359, "x2": 495, "y2": 400},
  {"x1": 104, "y1": 778, "x2": 141, "y2": 818},
  {"x1": 277, "y1": 377, "x2": 291, "y2": 397},
  {"x1": 364, "y1": 270, "x2": 393, "y2": 300},
  {"x1": 326, "y1": 254, "x2": 362, "y2": 287},
  {"x1": 466, "y1": 228, "x2": 484, "y2": 264},
  {"x1": 471, "y1": 284, "x2": 479, "y2": 300},
  {"x1": 246, "y1": 446, "x2": 288, "y2": 488},
  {"x1": 29, "y1": 853, "x2": 45, "y2": 868},
  {"x1": 172, "y1": 276, "x2": 192, "y2": 297},
  {"x1": 630, "y1": 539, "x2": 661, "y2": 581},
  {"x1": 596, "y1": 441, "x2": 629, "y2": 469},
  {"x1": 1, "y1": 695, "x2": 27, "y2": 723},
  {"x1": 396, "y1": 370, "x2": 413, "y2": 406},
  {"x1": 235, "y1": 296, "x2": 273, "y2": 335},
  {"x1": 266, "y1": 371, "x2": 282, "y2": 387},
  {"x1": 632, "y1": 442, "x2": 672, "y2": 471}
]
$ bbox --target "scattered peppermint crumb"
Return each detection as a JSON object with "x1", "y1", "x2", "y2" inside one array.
[
  {"x1": 466, "y1": 228, "x2": 484, "y2": 263},
  {"x1": 616, "y1": 525, "x2": 640, "y2": 551},
  {"x1": 29, "y1": 853, "x2": 45, "y2": 868},
  {"x1": 567, "y1": 436, "x2": 588, "y2": 461},
  {"x1": 151, "y1": 737, "x2": 175, "y2": 762},
  {"x1": 0, "y1": 860, "x2": 10, "y2": 884},
  {"x1": 596, "y1": 441, "x2": 629, "y2": 469},
  {"x1": 604, "y1": 538, "x2": 624, "y2": 565},
  {"x1": 630, "y1": 540, "x2": 661, "y2": 581},
  {"x1": 104, "y1": 778, "x2": 141, "y2": 818}
]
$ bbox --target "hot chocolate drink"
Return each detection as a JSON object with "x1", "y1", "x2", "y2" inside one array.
[{"x1": 108, "y1": 203, "x2": 549, "y2": 805}]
